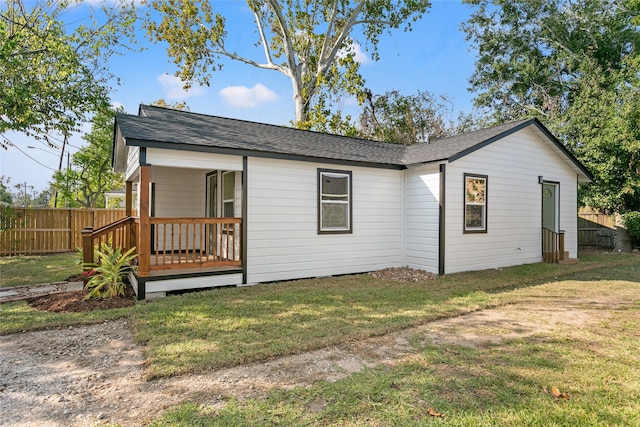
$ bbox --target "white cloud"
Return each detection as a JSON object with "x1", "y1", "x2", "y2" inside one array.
[
  {"x1": 157, "y1": 73, "x2": 206, "y2": 100},
  {"x1": 338, "y1": 42, "x2": 371, "y2": 64},
  {"x1": 219, "y1": 84, "x2": 278, "y2": 108},
  {"x1": 110, "y1": 101, "x2": 125, "y2": 111}
]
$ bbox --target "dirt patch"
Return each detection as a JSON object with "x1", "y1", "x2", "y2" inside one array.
[
  {"x1": 27, "y1": 288, "x2": 136, "y2": 313},
  {"x1": 1, "y1": 284, "x2": 637, "y2": 426},
  {"x1": 370, "y1": 266, "x2": 437, "y2": 282}
]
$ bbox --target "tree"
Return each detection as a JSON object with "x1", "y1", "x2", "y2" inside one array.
[
  {"x1": 145, "y1": 0, "x2": 430, "y2": 127},
  {"x1": 150, "y1": 99, "x2": 190, "y2": 111},
  {"x1": 0, "y1": 176, "x2": 13, "y2": 204},
  {"x1": 51, "y1": 109, "x2": 125, "y2": 208},
  {"x1": 462, "y1": 0, "x2": 640, "y2": 213},
  {"x1": 358, "y1": 90, "x2": 460, "y2": 145},
  {"x1": 0, "y1": 0, "x2": 137, "y2": 146}
]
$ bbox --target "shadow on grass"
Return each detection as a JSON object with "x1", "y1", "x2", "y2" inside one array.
[{"x1": 153, "y1": 299, "x2": 640, "y2": 426}]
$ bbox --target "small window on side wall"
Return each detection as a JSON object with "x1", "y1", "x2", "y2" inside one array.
[
  {"x1": 464, "y1": 174, "x2": 488, "y2": 233},
  {"x1": 318, "y1": 169, "x2": 352, "y2": 234}
]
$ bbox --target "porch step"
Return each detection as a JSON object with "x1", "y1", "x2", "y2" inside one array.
[{"x1": 558, "y1": 257, "x2": 579, "y2": 265}]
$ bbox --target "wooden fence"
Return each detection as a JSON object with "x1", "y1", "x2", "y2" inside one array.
[
  {"x1": 578, "y1": 210, "x2": 616, "y2": 249},
  {"x1": 0, "y1": 208, "x2": 126, "y2": 256}
]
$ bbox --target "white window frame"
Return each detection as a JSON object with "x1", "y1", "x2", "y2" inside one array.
[{"x1": 318, "y1": 169, "x2": 352, "y2": 234}]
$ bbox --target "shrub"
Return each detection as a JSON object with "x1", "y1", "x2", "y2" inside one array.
[
  {"x1": 84, "y1": 244, "x2": 137, "y2": 300},
  {"x1": 622, "y1": 212, "x2": 640, "y2": 245}
]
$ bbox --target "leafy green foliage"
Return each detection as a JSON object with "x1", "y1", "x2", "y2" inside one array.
[
  {"x1": 144, "y1": 0, "x2": 430, "y2": 126},
  {"x1": 51, "y1": 108, "x2": 125, "y2": 208},
  {"x1": 462, "y1": 0, "x2": 640, "y2": 213},
  {"x1": 358, "y1": 90, "x2": 467, "y2": 144},
  {"x1": 84, "y1": 244, "x2": 137, "y2": 300},
  {"x1": 622, "y1": 212, "x2": 640, "y2": 242},
  {"x1": 0, "y1": 0, "x2": 138, "y2": 145}
]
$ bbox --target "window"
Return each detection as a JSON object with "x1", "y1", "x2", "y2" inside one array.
[
  {"x1": 223, "y1": 171, "x2": 235, "y2": 217},
  {"x1": 464, "y1": 174, "x2": 487, "y2": 233},
  {"x1": 318, "y1": 169, "x2": 352, "y2": 233}
]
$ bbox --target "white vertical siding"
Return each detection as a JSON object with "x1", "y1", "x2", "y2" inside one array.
[
  {"x1": 404, "y1": 164, "x2": 441, "y2": 273},
  {"x1": 444, "y1": 127, "x2": 579, "y2": 274},
  {"x1": 246, "y1": 158, "x2": 403, "y2": 284}
]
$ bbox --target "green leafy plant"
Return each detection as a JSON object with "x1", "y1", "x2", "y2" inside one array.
[
  {"x1": 622, "y1": 212, "x2": 640, "y2": 245},
  {"x1": 84, "y1": 244, "x2": 137, "y2": 300}
]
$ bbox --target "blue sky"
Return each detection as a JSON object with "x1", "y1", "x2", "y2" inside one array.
[{"x1": 1, "y1": 0, "x2": 477, "y2": 193}]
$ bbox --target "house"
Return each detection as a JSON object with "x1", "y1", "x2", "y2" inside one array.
[
  {"x1": 94, "y1": 104, "x2": 592, "y2": 299},
  {"x1": 104, "y1": 186, "x2": 138, "y2": 209}
]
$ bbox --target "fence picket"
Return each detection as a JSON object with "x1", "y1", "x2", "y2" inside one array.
[{"x1": 0, "y1": 208, "x2": 126, "y2": 255}]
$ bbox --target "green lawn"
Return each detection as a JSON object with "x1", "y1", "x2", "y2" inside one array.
[
  {"x1": 154, "y1": 279, "x2": 639, "y2": 426},
  {"x1": 1, "y1": 252, "x2": 639, "y2": 426},
  {"x1": 0, "y1": 252, "x2": 80, "y2": 287}
]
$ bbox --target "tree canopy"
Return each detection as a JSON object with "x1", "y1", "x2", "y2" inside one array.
[
  {"x1": 0, "y1": 0, "x2": 137, "y2": 146},
  {"x1": 358, "y1": 90, "x2": 460, "y2": 144},
  {"x1": 51, "y1": 109, "x2": 124, "y2": 208},
  {"x1": 145, "y1": 0, "x2": 430, "y2": 127},
  {"x1": 462, "y1": 0, "x2": 640, "y2": 213}
]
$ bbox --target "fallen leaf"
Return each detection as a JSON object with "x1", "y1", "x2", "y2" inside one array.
[
  {"x1": 427, "y1": 408, "x2": 445, "y2": 417},
  {"x1": 551, "y1": 386, "x2": 569, "y2": 400}
]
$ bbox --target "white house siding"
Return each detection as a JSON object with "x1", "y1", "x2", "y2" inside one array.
[
  {"x1": 146, "y1": 147, "x2": 242, "y2": 171},
  {"x1": 246, "y1": 157, "x2": 403, "y2": 284},
  {"x1": 125, "y1": 145, "x2": 139, "y2": 182},
  {"x1": 403, "y1": 164, "x2": 441, "y2": 273},
  {"x1": 444, "y1": 127, "x2": 579, "y2": 274},
  {"x1": 146, "y1": 166, "x2": 209, "y2": 253},
  {"x1": 145, "y1": 150, "x2": 245, "y2": 252}
]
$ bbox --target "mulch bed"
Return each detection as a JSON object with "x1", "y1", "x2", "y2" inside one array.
[
  {"x1": 28, "y1": 285, "x2": 137, "y2": 313},
  {"x1": 370, "y1": 266, "x2": 436, "y2": 282}
]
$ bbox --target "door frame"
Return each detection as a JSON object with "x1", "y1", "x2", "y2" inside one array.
[{"x1": 542, "y1": 181, "x2": 560, "y2": 232}]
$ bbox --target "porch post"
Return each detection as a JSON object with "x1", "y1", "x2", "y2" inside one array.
[
  {"x1": 138, "y1": 165, "x2": 151, "y2": 276},
  {"x1": 125, "y1": 181, "x2": 133, "y2": 251},
  {"x1": 125, "y1": 181, "x2": 133, "y2": 217}
]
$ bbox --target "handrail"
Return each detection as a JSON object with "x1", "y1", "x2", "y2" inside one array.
[
  {"x1": 542, "y1": 227, "x2": 565, "y2": 263},
  {"x1": 144, "y1": 217, "x2": 242, "y2": 274},
  {"x1": 82, "y1": 216, "x2": 136, "y2": 274},
  {"x1": 82, "y1": 216, "x2": 243, "y2": 278},
  {"x1": 91, "y1": 216, "x2": 135, "y2": 239}
]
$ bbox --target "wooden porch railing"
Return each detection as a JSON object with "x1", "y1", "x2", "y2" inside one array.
[
  {"x1": 81, "y1": 216, "x2": 137, "y2": 267},
  {"x1": 82, "y1": 216, "x2": 243, "y2": 277},
  {"x1": 542, "y1": 227, "x2": 565, "y2": 263},
  {"x1": 144, "y1": 217, "x2": 242, "y2": 275}
]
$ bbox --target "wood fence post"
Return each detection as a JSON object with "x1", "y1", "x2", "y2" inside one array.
[{"x1": 558, "y1": 230, "x2": 565, "y2": 261}]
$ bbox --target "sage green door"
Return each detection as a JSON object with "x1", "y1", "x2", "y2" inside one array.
[{"x1": 542, "y1": 183, "x2": 558, "y2": 231}]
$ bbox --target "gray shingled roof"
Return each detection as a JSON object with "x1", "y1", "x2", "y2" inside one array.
[{"x1": 115, "y1": 104, "x2": 591, "y2": 178}]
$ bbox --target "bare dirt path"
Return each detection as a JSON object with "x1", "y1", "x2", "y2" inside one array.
[{"x1": 1, "y1": 290, "x2": 636, "y2": 427}]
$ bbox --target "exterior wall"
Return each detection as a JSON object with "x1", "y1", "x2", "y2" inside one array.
[
  {"x1": 444, "y1": 127, "x2": 579, "y2": 274},
  {"x1": 125, "y1": 145, "x2": 140, "y2": 182},
  {"x1": 246, "y1": 157, "x2": 403, "y2": 284},
  {"x1": 151, "y1": 166, "x2": 207, "y2": 217},
  {"x1": 147, "y1": 147, "x2": 242, "y2": 171},
  {"x1": 404, "y1": 164, "x2": 441, "y2": 273}
]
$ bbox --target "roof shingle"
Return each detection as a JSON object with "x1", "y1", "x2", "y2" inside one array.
[{"x1": 115, "y1": 104, "x2": 590, "y2": 180}]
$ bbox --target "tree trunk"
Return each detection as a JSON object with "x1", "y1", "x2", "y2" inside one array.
[
  {"x1": 614, "y1": 212, "x2": 633, "y2": 252},
  {"x1": 291, "y1": 76, "x2": 308, "y2": 125}
]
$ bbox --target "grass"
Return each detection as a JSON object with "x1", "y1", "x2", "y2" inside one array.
[
  {"x1": 151, "y1": 268, "x2": 640, "y2": 426},
  {"x1": 1, "y1": 252, "x2": 639, "y2": 425},
  {"x1": 0, "y1": 252, "x2": 80, "y2": 287}
]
